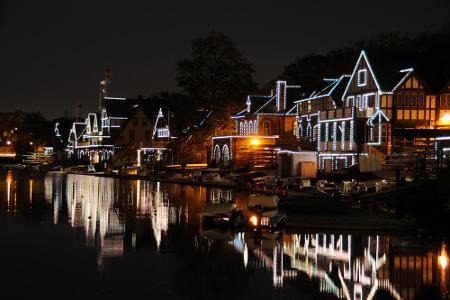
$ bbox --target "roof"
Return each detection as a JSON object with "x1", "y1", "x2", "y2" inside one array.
[
  {"x1": 73, "y1": 122, "x2": 86, "y2": 140},
  {"x1": 232, "y1": 95, "x2": 273, "y2": 118},
  {"x1": 364, "y1": 50, "x2": 449, "y2": 93},
  {"x1": 232, "y1": 84, "x2": 305, "y2": 118},
  {"x1": 294, "y1": 75, "x2": 350, "y2": 107}
]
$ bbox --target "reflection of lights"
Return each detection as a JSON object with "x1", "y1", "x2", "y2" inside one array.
[
  {"x1": 250, "y1": 138, "x2": 260, "y2": 146},
  {"x1": 6, "y1": 171, "x2": 12, "y2": 209},
  {"x1": 29, "y1": 179, "x2": 33, "y2": 203},
  {"x1": 439, "y1": 244, "x2": 448, "y2": 269},
  {"x1": 439, "y1": 255, "x2": 448, "y2": 269}
]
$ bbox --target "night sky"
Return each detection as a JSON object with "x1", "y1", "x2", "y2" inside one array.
[{"x1": 1, "y1": 0, "x2": 449, "y2": 119}]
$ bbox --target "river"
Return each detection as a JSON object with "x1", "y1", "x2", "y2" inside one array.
[{"x1": 0, "y1": 171, "x2": 448, "y2": 300}]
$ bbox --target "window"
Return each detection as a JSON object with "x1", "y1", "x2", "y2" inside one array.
[
  {"x1": 397, "y1": 110, "x2": 403, "y2": 120},
  {"x1": 357, "y1": 69, "x2": 367, "y2": 87},
  {"x1": 132, "y1": 118, "x2": 138, "y2": 126},
  {"x1": 142, "y1": 118, "x2": 148, "y2": 126},
  {"x1": 418, "y1": 110, "x2": 424, "y2": 120},
  {"x1": 157, "y1": 128, "x2": 169, "y2": 138},
  {"x1": 129, "y1": 130, "x2": 135, "y2": 141},
  {"x1": 262, "y1": 121, "x2": 271, "y2": 136},
  {"x1": 404, "y1": 110, "x2": 410, "y2": 120}
]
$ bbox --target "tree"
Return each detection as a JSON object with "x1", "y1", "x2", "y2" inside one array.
[
  {"x1": 15, "y1": 113, "x2": 53, "y2": 155},
  {"x1": 275, "y1": 23, "x2": 450, "y2": 93},
  {"x1": 176, "y1": 31, "x2": 257, "y2": 117}
]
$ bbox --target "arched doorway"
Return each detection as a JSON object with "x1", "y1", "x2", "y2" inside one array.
[
  {"x1": 214, "y1": 145, "x2": 221, "y2": 165},
  {"x1": 222, "y1": 145, "x2": 230, "y2": 167}
]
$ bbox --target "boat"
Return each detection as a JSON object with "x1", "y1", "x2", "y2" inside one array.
[
  {"x1": 200, "y1": 202, "x2": 243, "y2": 228},
  {"x1": 245, "y1": 194, "x2": 286, "y2": 231}
]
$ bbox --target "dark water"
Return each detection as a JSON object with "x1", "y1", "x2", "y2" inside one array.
[{"x1": 0, "y1": 171, "x2": 448, "y2": 300}]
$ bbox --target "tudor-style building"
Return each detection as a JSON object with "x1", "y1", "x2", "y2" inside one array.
[
  {"x1": 211, "y1": 81, "x2": 302, "y2": 169},
  {"x1": 68, "y1": 94, "x2": 173, "y2": 165},
  {"x1": 296, "y1": 50, "x2": 450, "y2": 172}
]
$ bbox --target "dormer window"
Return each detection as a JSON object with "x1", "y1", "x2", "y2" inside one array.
[
  {"x1": 157, "y1": 128, "x2": 169, "y2": 138},
  {"x1": 357, "y1": 69, "x2": 367, "y2": 87}
]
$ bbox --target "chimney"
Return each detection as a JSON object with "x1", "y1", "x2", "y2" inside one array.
[
  {"x1": 276, "y1": 81, "x2": 286, "y2": 112},
  {"x1": 246, "y1": 96, "x2": 251, "y2": 112}
]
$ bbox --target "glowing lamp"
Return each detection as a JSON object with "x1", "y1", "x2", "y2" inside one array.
[
  {"x1": 250, "y1": 139, "x2": 260, "y2": 146},
  {"x1": 249, "y1": 215, "x2": 259, "y2": 227},
  {"x1": 29, "y1": 142, "x2": 34, "y2": 146},
  {"x1": 440, "y1": 113, "x2": 450, "y2": 125},
  {"x1": 6, "y1": 140, "x2": 11, "y2": 145}
]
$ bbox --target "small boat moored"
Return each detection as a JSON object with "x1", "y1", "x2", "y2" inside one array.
[{"x1": 245, "y1": 194, "x2": 286, "y2": 231}]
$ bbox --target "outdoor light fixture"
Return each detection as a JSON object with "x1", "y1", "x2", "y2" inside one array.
[
  {"x1": 250, "y1": 138, "x2": 260, "y2": 145},
  {"x1": 249, "y1": 215, "x2": 259, "y2": 227},
  {"x1": 439, "y1": 113, "x2": 450, "y2": 125},
  {"x1": 6, "y1": 140, "x2": 11, "y2": 145}
]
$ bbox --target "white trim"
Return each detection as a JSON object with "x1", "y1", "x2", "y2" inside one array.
[
  {"x1": 103, "y1": 96, "x2": 126, "y2": 100},
  {"x1": 212, "y1": 135, "x2": 278, "y2": 140},
  {"x1": 342, "y1": 50, "x2": 383, "y2": 101}
]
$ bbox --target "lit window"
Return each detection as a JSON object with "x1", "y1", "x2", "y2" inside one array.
[
  {"x1": 418, "y1": 110, "x2": 424, "y2": 120},
  {"x1": 157, "y1": 128, "x2": 169, "y2": 138},
  {"x1": 404, "y1": 110, "x2": 410, "y2": 119},
  {"x1": 357, "y1": 69, "x2": 367, "y2": 87}
]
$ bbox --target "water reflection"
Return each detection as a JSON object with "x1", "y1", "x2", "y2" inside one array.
[{"x1": 1, "y1": 171, "x2": 449, "y2": 299}]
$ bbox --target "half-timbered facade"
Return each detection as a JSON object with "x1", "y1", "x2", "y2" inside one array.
[
  {"x1": 296, "y1": 50, "x2": 450, "y2": 172},
  {"x1": 211, "y1": 81, "x2": 302, "y2": 169},
  {"x1": 68, "y1": 95, "x2": 173, "y2": 165}
]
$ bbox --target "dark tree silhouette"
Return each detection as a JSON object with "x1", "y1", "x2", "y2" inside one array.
[{"x1": 177, "y1": 31, "x2": 257, "y2": 116}]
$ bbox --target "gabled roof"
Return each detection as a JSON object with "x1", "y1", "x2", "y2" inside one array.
[
  {"x1": 355, "y1": 50, "x2": 449, "y2": 93},
  {"x1": 295, "y1": 75, "x2": 350, "y2": 107},
  {"x1": 154, "y1": 108, "x2": 168, "y2": 129},
  {"x1": 232, "y1": 84, "x2": 304, "y2": 118},
  {"x1": 232, "y1": 95, "x2": 273, "y2": 118},
  {"x1": 103, "y1": 97, "x2": 137, "y2": 119},
  {"x1": 73, "y1": 122, "x2": 87, "y2": 140}
]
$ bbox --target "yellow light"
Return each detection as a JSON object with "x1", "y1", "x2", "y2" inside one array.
[
  {"x1": 440, "y1": 113, "x2": 450, "y2": 125},
  {"x1": 439, "y1": 255, "x2": 448, "y2": 269},
  {"x1": 439, "y1": 245, "x2": 448, "y2": 269},
  {"x1": 250, "y1": 139, "x2": 260, "y2": 146},
  {"x1": 249, "y1": 215, "x2": 259, "y2": 227}
]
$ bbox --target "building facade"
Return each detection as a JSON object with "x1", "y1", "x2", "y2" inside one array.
[
  {"x1": 67, "y1": 95, "x2": 173, "y2": 165},
  {"x1": 211, "y1": 81, "x2": 303, "y2": 169},
  {"x1": 296, "y1": 50, "x2": 450, "y2": 172}
]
